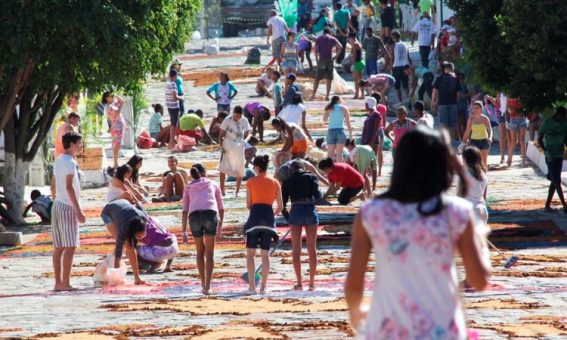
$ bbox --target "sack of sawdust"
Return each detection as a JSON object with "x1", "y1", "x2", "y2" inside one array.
[
  {"x1": 93, "y1": 254, "x2": 127, "y2": 286},
  {"x1": 330, "y1": 70, "x2": 354, "y2": 94},
  {"x1": 306, "y1": 145, "x2": 326, "y2": 162}
]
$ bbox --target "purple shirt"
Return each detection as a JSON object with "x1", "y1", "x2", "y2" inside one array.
[
  {"x1": 245, "y1": 102, "x2": 263, "y2": 114},
  {"x1": 315, "y1": 34, "x2": 340, "y2": 61},
  {"x1": 182, "y1": 178, "x2": 224, "y2": 214},
  {"x1": 140, "y1": 216, "x2": 173, "y2": 247},
  {"x1": 361, "y1": 110, "x2": 382, "y2": 145}
]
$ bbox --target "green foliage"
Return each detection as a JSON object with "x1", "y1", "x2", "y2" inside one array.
[
  {"x1": 447, "y1": 0, "x2": 567, "y2": 112},
  {"x1": 0, "y1": 0, "x2": 201, "y2": 95}
]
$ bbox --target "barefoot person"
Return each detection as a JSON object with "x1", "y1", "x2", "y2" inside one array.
[
  {"x1": 271, "y1": 117, "x2": 310, "y2": 167},
  {"x1": 345, "y1": 127, "x2": 491, "y2": 337},
  {"x1": 50, "y1": 132, "x2": 86, "y2": 291},
  {"x1": 345, "y1": 139, "x2": 377, "y2": 197},
  {"x1": 107, "y1": 165, "x2": 145, "y2": 204},
  {"x1": 154, "y1": 156, "x2": 188, "y2": 202},
  {"x1": 182, "y1": 165, "x2": 225, "y2": 294},
  {"x1": 219, "y1": 106, "x2": 251, "y2": 196},
  {"x1": 459, "y1": 146, "x2": 489, "y2": 224},
  {"x1": 318, "y1": 158, "x2": 366, "y2": 205},
  {"x1": 244, "y1": 155, "x2": 284, "y2": 295},
  {"x1": 310, "y1": 27, "x2": 343, "y2": 101},
  {"x1": 282, "y1": 160, "x2": 321, "y2": 291},
  {"x1": 360, "y1": 97, "x2": 382, "y2": 177},
  {"x1": 137, "y1": 216, "x2": 178, "y2": 273},
  {"x1": 323, "y1": 96, "x2": 353, "y2": 162},
  {"x1": 165, "y1": 70, "x2": 183, "y2": 151},
  {"x1": 103, "y1": 92, "x2": 125, "y2": 168},
  {"x1": 54, "y1": 112, "x2": 80, "y2": 158},
  {"x1": 243, "y1": 102, "x2": 271, "y2": 142},
  {"x1": 349, "y1": 32, "x2": 365, "y2": 99},
  {"x1": 538, "y1": 106, "x2": 567, "y2": 213},
  {"x1": 101, "y1": 199, "x2": 148, "y2": 285}
]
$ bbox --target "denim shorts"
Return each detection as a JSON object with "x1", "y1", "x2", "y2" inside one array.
[
  {"x1": 327, "y1": 128, "x2": 347, "y2": 145},
  {"x1": 470, "y1": 139, "x2": 490, "y2": 150},
  {"x1": 150, "y1": 132, "x2": 158, "y2": 140},
  {"x1": 217, "y1": 104, "x2": 231, "y2": 113},
  {"x1": 246, "y1": 230, "x2": 273, "y2": 250},
  {"x1": 289, "y1": 203, "x2": 319, "y2": 226},
  {"x1": 437, "y1": 105, "x2": 458, "y2": 128},
  {"x1": 189, "y1": 210, "x2": 219, "y2": 237},
  {"x1": 507, "y1": 117, "x2": 528, "y2": 131}
]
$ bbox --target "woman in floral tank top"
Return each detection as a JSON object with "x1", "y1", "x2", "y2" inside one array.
[{"x1": 345, "y1": 127, "x2": 491, "y2": 339}]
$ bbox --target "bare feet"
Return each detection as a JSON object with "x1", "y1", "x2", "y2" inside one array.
[
  {"x1": 54, "y1": 285, "x2": 77, "y2": 292},
  {"x1": 308, "y1": 284, "x2": 315, "y2": 291},
  {"x1": 293, "y1": 284, "x2": 303, "y2": 291}
]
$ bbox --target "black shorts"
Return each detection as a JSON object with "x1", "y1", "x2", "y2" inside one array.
[
  {"x1": 393, "y1": 66, "x2": 408, "y2": 90},
  {"x1": 168, "y1": 108, "x2": 180, "y2": 127},
  {"x1": 546, "y1": 157, "x2": 563, "y2": 184},
  {"x1": 338, "y1": 186, "x2": 364, "y2": 205},
  {"x1": 381, "y1": 6, "x2": 395, "y2": 30},
  {"x1": 246, "y1": 230, "x2": 273, "y2": 250},
  {"x1": 470, "y1": 139, "x2": 490, "y2": 150},
  {"x1": 189, "y1": 210, "x2": 218, "y2": 237}
]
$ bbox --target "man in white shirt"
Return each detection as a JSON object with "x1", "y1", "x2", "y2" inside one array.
[
  {"x1": 266, "y1": 9, "x2": 289, "y2": 70},
  {"x1": 50, "y1": 131, "x2": 85, "y2": 291},
  {"x1": 392, "y1": 31, "x2": 411, "y2": 102},
  {"x1": 411, "y1": 12, "x2": 436, "y2": 69}
]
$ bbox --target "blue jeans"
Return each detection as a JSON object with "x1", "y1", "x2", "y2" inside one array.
[
  {"x1": 327, "y1": 128, "x2": 347, "y2": 145},
  {"x1": 507, "y1": 117, "x2": 528, "y2": 131},
  {"x1": 438, "y1": 105, "x2": 458, "y2": 128},
  {"x1": 365, "y1": 60, "x2": 378, "y2": 76}
]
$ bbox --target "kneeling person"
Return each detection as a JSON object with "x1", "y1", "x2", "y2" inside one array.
[
  {"x1": 318, "y1": 157, "x2": 366, "y2": 205},
  {"x1": 345, "y1": 139, "x2": 377, "y2": 197}
]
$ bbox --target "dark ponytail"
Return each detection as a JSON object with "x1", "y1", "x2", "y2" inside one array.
[
  {"x1": 325, "y1": 96, "x2": 341, "y2": 111},
  {"x1": 190, "y1": 167, "x2": 202, "y2": 180},
  {"x1": 252, "y1": 155, "x2": 270, "y2": 172},
  {"x1": 126, "y1": 217, "x2": 146, "y2": 249}
]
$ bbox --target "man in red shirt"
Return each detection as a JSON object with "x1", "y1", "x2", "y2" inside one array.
[{"x1": 318, "y1": 158, "x2": 365, "y2": 205}]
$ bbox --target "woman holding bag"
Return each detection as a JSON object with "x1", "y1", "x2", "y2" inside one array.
[{"x1": 345, "y1": 127, "x2": 491, "y2": 338}]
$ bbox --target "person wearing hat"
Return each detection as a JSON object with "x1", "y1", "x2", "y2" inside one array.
[
  {"x1": 360, "y1": 96, "x2": 383, "y2": 177},
  {"x1": 170, "y1": 58, "x2": 185, "y2": 115},
  {"x1": 282, "y1": 73, "x2": 300, "y2": 108}
]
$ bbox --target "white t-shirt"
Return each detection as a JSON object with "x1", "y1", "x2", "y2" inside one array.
[
  {"x1": 393, "y1": 41, "x2": 409, "y2": 67},
  {"x1": 278, "y1": 103, "x2": 306, "y2": 126},
  {"x1": 259, "y1": 73, "x2": 273, "y2": 89},
  {"x1": 412, "y1": 18, "x2": 436, "y2": 47},
  {"x1": 417, "y1": 112, "x2": 434, "y2": 128},
  {"x1": 267, "y1": 16, "x2": 287, "y2": 40},
  {"x1": 220, "y1": 116, "x2": 251, "y2": 142},
  {"x1": 54, "y1": 154, "x2": 81, "y2": 206},
  {"x1": 288, "y1": 122, "x2": 308, "y2": 141}
]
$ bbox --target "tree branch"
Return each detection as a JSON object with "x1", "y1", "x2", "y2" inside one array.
[{"x1": 0, "y1": 59, "x2": 34, "y2": 132}]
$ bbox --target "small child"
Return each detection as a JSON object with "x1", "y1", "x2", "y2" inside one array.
[
  {"x1": 208, "y1": 111, "x2": 229, "y2": 143},
  {"x1": 245, "y1": 136, "x2": 259, "y2": 168},
  {"x1": 23, "y1": 190, "x2": 53, "y2": 223},
  {"x1": 148, "y1": 104, "x2": 164, "y2": 140}
]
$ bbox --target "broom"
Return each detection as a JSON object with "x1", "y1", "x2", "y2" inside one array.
[
  {"x1": 487, "y1": 240, "x2": 519, "y2": 269},
  {"x1": 241, "y1": 227, "x2": 292, "y2": 285}
]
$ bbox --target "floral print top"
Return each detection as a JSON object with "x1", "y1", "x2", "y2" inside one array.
[{"x1": 360, "y1": 196, "x2": 473, "y2": 340}]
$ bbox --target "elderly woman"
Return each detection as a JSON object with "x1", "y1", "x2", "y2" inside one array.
[{"x1": 219, "y1": 106, "x2": 251, "y2": 197}]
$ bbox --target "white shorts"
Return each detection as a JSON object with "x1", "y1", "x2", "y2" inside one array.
[{"x1": 51, "y1": 200, "x2": 80, "y2": 248}]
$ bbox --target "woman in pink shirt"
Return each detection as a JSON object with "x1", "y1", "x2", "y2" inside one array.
[
  {"x1": 385, "y1": 106, "x2": 417, "y2": 149},
  {"x1": 181, "y1": 164, "x2": 224, "y2": 295}
]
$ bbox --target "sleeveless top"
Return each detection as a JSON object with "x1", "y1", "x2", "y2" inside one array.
[
  {"x1": 471, "y1": 123, "x2": 488, "y2": 140},
  {"x1": 328, "y1": 105, "x2": 345, "y2": 129},
  {"x1": 284, "y1": 42, "x2": 298, "y2": 61}
]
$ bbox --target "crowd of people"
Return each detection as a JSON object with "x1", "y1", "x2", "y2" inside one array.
[{"x1": 40, "y1": 1, "x2": 567, "y2": 337}]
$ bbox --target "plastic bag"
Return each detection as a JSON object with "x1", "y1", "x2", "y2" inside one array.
[
  {"x1": 330, "y1": 70, "x2": 354, "y2": 94},
  {"x1": 93, "y1": 254, "x2": 127, "y2": 286}
]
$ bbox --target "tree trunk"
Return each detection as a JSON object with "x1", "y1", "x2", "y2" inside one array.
[{"x1": 3, "y1": 152, "x2": 29, "y2": 225}]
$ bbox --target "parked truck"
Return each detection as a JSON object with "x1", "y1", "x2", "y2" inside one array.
[{"x1": 221, "y1": 0, "x2": 274, "y2": 37}]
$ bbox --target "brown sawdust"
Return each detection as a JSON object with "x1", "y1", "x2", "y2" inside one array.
[
  {"x1": 32, "y1": 332, "x2": 114, "y2": 339},
  {"x1": 475, "y1": 321, "x2": 567, "y2": 337},
  {"x1": 492, "y1": 270, "x2": 567, "y2": 278},
  {"x1": 191, "y1": 325, "x2": 280, "y2": 340},
  {"x1": 41, "y1": 270, "x2": 93, "y2": 278},
  {"x1": 465, "y1": 298, "x2": 546, "y2": 309},
  {"x1": 101, "y1": 297, "x2": 348, "y2": 315}
]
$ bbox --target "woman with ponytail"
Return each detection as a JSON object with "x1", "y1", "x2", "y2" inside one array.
[
  {"x1": 345, "y1": 127, "x2": 491, "y2": 338},
  {"x1": 181, "y1": 165, "x2": 224, "y2": 295},
  {"x1": 243, "y1": 155, "x2": 283, "y2": 295},
  {"x1": 323, "y1": 96, "x2": 353, "y2": 162}
]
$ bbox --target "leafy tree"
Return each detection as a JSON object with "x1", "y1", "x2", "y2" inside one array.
[
  {"x1": 447, "y1": 0, "x2": 567, "y2": 112},
  {"x1": 0, "y1": 0, "x2": 201, "y2": 224}
]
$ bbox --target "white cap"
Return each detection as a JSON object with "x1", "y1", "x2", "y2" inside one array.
[{"x1": 365, "y1": 97, "x2": 377, "y2": 108}]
